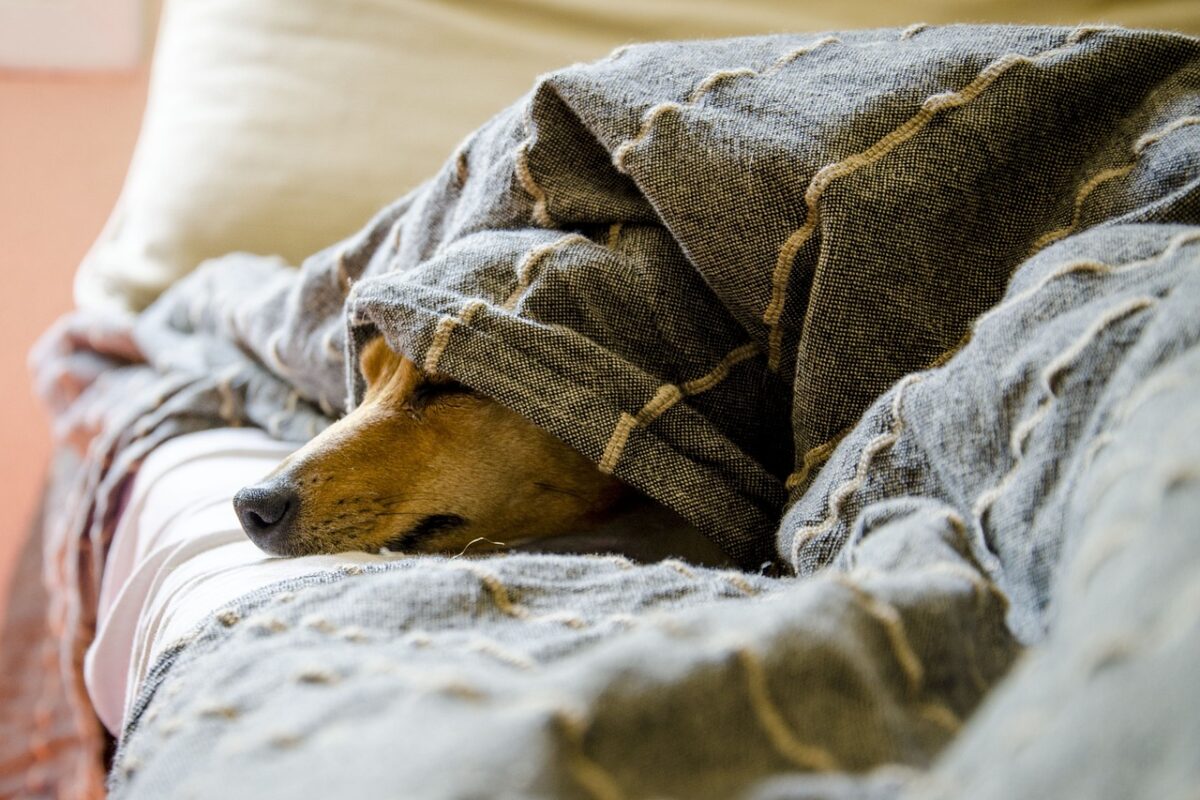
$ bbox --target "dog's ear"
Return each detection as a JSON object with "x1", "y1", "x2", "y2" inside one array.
[
  {"x1": 359, "y1": 337, "x2": 397, "y2": 387},
  {"x1": 359, "y1": 337, "x2": 422, "y2": 405},
  {"x1": 359, "y1": 337, "x2": 472, "y2": 416}
]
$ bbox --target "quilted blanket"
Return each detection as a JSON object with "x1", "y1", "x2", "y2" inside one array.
[{"x1": 7, "y1": 23, "x2": 1199, "y2": 800}]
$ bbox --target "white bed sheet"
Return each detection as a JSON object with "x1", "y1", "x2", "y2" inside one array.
[{"x1": 85, "y1": 428, "x2": 398, "y2": 735}]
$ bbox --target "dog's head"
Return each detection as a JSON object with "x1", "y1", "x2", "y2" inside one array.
[{"x1": 233, "y1": 338, "x2": 624, "y2": 557}]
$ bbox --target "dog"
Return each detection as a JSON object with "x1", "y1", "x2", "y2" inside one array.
[{"x1": 234, "y1": 337, "x2": 634, "y2": 559}]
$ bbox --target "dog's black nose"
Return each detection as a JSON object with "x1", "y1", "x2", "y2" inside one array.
[{"x1": 233, "y1": 481, "x2": 300, "y2": 555}]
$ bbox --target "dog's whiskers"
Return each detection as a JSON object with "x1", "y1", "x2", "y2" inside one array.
[{"x1": 450, "y1": 537, "x2": 508, "y2": 559}]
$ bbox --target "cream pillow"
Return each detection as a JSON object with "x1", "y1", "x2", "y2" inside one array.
[{"x1": 77, "y1": 0, "x2": 1199, "y2": 312}]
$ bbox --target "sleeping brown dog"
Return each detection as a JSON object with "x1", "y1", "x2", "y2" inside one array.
[{"x1": 233, "y1": 337, "x2": 627, "y2": 557}]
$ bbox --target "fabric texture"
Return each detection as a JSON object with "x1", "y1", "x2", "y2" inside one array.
[
  {"x1": 74, "y1": 0, "x2": 1200, "y2": 314},
  {"x1": 10, "y1": 22, "x2": 1200, "y2": 800}
]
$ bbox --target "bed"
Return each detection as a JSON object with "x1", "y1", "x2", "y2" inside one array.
[{"x1": 5, "y1": 2, "x2": 1200, "y2": 798}]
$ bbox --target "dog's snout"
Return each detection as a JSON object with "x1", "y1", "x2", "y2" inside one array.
[{"x1": 233, "y1": 481, "x2": 300, "y2": 554}]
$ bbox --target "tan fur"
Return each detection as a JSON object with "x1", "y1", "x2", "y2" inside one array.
[{"x1": 246, "y1": 338, "x2": 625, "y2": 556}]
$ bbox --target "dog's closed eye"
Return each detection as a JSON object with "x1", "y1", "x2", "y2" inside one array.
[{"x1": 406, "y1": 379, "x2": 477, "y2": 414}]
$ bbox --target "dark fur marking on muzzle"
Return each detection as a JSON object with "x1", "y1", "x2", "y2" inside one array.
[{"x1": 385, "y1": 514, "x2": 468, "y2": 552}]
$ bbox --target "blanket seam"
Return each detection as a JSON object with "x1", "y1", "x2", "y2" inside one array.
[
  {"x1": 765, "y1": 26, "x2": 1111, "y2": 371},
  {"x1": 597, "y1": 342, "x2": 760, "y2": 474},
  {"x1": 790, "y1": 372, "x2": 924, "y2": 567},
  {"x1": 971, "y1": 295, "x2": 1156, "y2": 523},
  {"x1": 612, "y1": 35, "x2": 841, "y2": 174},
  {"x1": 1029, "y1": 115, "x2": 1200, "y2": 253}
]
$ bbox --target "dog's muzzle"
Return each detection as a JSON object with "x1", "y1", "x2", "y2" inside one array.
[{"x1": 233, "y1": 480, "x2": 300, "y2": 555}]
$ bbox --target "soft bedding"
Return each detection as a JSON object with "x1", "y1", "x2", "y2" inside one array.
[
  {"x1": 9, "y1": 22, "x2": 1200, "y2": 800},
  {"x1": 86, "y1": 428, "x2": 376, "y2": 734}
]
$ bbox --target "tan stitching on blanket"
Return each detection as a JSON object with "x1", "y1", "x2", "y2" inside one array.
[
  {"x1": 976, "y1": 229, "x2": 1200, "y2": 331},
  {"x1": 900, "y1": 23, "x2": 929, "y2": 40},
  {"x1": 764, "y1": 29, "x2": 1101, "y2": 370},
  {"x1": 302, "y1": 614, "x2": 337, "y2": 634},
  {"x1": 926, "y1": 327, "x2": 973, "y2": 369},
  {"x1": 598, "y1": 412, "x2": 638, "y2": 473},
  {"x1": 322, "y1": 327, "x2": 343, "y2": 362},
  {"x1": 468, "y1": 637, "x2": 537, "y2": 670},
  {"x1": 296, "y1": 667, "x2": 339, "y2": 685},
  {"x1": 197, "y1": 703, "x2": 240, "y2": 720},
  {"x1": 261, "y1": 330, "x2": 295, "y2": 382},
  {"x1": 789, "y1": 350, "x2": 961, "y2": 494},
  {"x1": 116, "y1": 756, "x2": 142, "y2": 780},
  {"x1": 457, "y1": 568, "x2": 591, "y2": 627},
  {"x1": 681, "y1": 342, "x2": 759, "y2": 393},
  {"x1": 737, "y1": 647, "x2": 840, "y2": 772},
  {"x1": 440, "y1": 681, "x2": 487, "y2": 702},
  {"x1": 1030, "y1": 164, "x2": 1137, "y2": 252},
  {"x1": 454, "y1": 145, "x2": 470, "y2": 186},
  {"x1": 335, "y1": 250, "x2": 353, "y2": 295},
  {"x1": 833, "y1": 576, "x2": 924, "y2": 695},
  {"x1": 339, "y1": 625, "x2": 369, "y2": 643},
  {"x1": 612, "y1": 102, "x2": 684, "y2": 172},
  {"x1": 785, "y1": 434, "x2": 845, "y2": 490},
  {"x1": 424, "y1": 300, "x2": 487, "y2": 374},
  {"x1": 613, "y1": 36, "x2": 839, "y2": 174},
  {"x1": 791, "y1": 373, "x2": 924, "y2": 565},
  {"x1": 1068, "y1": 25, "x2": 1122, "y2": 43},
  {"x1": 768, "y1": 36, "x2": 841, "y2": 72},
  {"x1": 215, "y1": 365, "x2": 242, "y2": 426},
  {"x1": 541, "y1": 610, "x2": 589, "y2": 628},
  {"x1": 516, "y1": 108, "x2": 554, "y2": 227},
  {"x1": 461, "y1": 566, "x2": 531, "y2": 619},
  {"x1": 600, "y1": 553, "x2": 635, "y2": 570},
  {"x1": 919, "y1": 702, "x2": 962, "y2": 732},
  {"x1": 317, "y1": 393, "x2": 336, "y2": 418},
  {"x1": 608, "y1": 44, "x2": 632, "y2": 61},
  {"x1": 724, "y1": 572, "x2": 760, "y2": 595},
  {"x1": 268, "y1": 732, "x2": 304, "y2": 749},
  {"x1": 1083, "y1": 364, "x2": 1193, "y2": 470},
  {"x1": 687, "y1": 68, "x2": 757, "y2": 103},
  {"x1": 266, "y1": 390, "x2": 301, "y2": 439},
  {"x1": 247, "y1": 615, "x2": 289, "y2": 634},
  {"x1": 662, "y1": 558, "x2": 696, "y2": 579},
  {"x1": 392, "y1": 218, "x2": 405, "y2": 251},
  {"x1": 598, "y1": 343, "x2": 760, "y2": 473},
  {"x1": 606, "y1": 222, "x2": 623, "y2": 249},
  {"x1": 1134, "y1": 114, "x2": 1200, "y2": 151},
  {"x1": 555, "y1": 708, "x2": 626, "y2": 800},
  {"x1": 972, "y1": 296, "x2": 1155, "y2": 522},
  {"x1": 1031, "y1": 116, "x2": 1200, "y2": 253},
  {"x1": 503, "y1": 233, "x2": 592, "y2": 310},
  {"x1": 1073, "y1": 522, "x2": 1137, "y2": 593},
  {"x1": 1080, "y1": 430, "x2": 1116, "y2": 470}
]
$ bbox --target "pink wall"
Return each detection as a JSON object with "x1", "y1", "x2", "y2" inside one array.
[{"x1": 0, "y1": 70, "x2": 149, "y2": 618}]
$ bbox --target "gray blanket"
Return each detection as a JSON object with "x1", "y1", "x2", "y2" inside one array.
[{"x1": 31, "y1": 23, "x2": 1200, "y2": 799}]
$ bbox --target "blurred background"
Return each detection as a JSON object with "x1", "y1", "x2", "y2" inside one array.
[
  {"x1": 0, "y1": 0, "x2": 155, "y2": 617},
  {"x1": 3, "y1": 0, "x2": 1197, "y2": 621}
]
